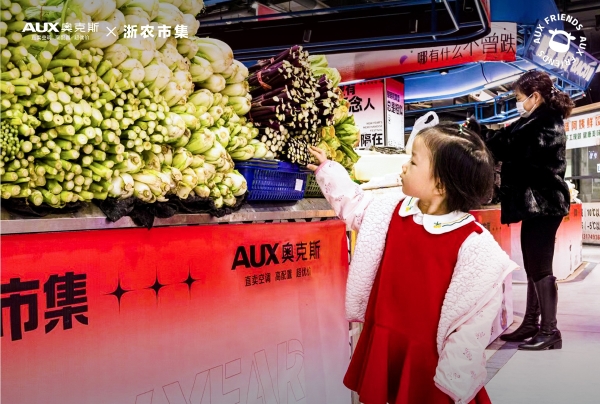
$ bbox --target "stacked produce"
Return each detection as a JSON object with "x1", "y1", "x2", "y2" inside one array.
[
  {"x1": 187, "y1": 38, "x2": 274, "y2": 161},
  {"x1": 0, "y1": 0, "x2": 259, "y2": 210},
  {"x1": 317, "y1": 98, "x2": 361, "y2": 171},
  {"x1": 0, "y1": 18, "x2": 125, "y2": 206},
  {"x1": 306, "y1": 56, "x2": 361, "y2": 172},
  {"x1": 246, "y1": 45, "x2": 339, "y2": 165},
  {"x1": 308, "y1": 54, "x2": 341, "y2": 87}
]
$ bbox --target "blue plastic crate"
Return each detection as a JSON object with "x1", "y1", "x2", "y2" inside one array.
[{"x1": 235, "y1": 159, "x2": 308, "y2": 201}]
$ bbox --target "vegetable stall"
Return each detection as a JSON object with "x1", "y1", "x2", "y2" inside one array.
[
  {"x1": 1, "y1": 0, "x2": 360, "y2": 220},
  {"x1": 1, "y1": 1, "x2": 358, "y2": 403}
]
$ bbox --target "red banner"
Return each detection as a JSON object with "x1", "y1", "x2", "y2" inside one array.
[
  {"x1": 328, "y1": 22, "x2": 517, "y2": 83},
  {"x1": 340, "y1": 80, "x2": 385, "y2": 148},
  {"x1": 1, "y1": 221, "x2": 350, "y2": 404}
]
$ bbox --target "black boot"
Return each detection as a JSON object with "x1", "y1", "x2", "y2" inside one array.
[
  {"x1": 519, "y1": 275, "x2": 562, "y2": 350},
  {"x1": 501, "y1": 278, "x2": 540, "y2": 342}
]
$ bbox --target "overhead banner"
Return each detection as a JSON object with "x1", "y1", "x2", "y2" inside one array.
[
  {"x1": 565, "y1": 110, "x2": 600, "y2": 149},
  {"x1": 340, "y1": 79, "x2": 385, "y2": 148},
  {"x1": 1, "y1": 221, "x2": 350, "y2": 404},
  {"x1": 329, "y1": 22, "x2": 517, "y2": 83},
  {"x1": 385, "y1": 78, "x2": 405, "y2": 148}
]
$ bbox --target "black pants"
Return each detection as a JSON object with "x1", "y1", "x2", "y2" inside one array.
[{"x1": 520, "y1": 215, "x2": 563, "y2": 282}]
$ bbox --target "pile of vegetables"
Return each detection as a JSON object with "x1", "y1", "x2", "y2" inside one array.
[
  {"x1": 0, "y1": 0, "x2": 263, "y2": 210},
  {"x1": 247, "y1": 45, "x2": 339, "y2": 165},
  {"x1": 186, "y1": 36, "x2": 274, "y2": 162},
  {"x1": 308, "y1": 54, "x2": 341, "y2": 87},
  {"x1": 1, "y1": 0, "x2": 362, "y2": 211},
  {"x1": 317, "y1": 98, "x2": 361, "y2": 171},
  {"x1": 306, "y1": 56, "x2": 361, "y2": 172}
]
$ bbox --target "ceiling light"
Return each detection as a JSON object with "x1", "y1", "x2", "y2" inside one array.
[{"x1": 440, "y1": 69, "x2": 448, "y2": 75}]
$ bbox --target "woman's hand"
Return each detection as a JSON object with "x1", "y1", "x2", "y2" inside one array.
[{"x1": 307, "y1": 145, "x2": 328, "y2": 171}]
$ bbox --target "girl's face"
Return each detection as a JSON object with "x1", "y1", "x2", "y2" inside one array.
[{"x1": 401, "y1": 136, "x2": 442, "y2": 201}]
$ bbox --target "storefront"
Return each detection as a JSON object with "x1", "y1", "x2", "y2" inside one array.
[{"x1": 565, "y1": 103, "x2": 600, "y2": 202}]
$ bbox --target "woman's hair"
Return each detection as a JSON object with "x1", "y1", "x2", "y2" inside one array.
[
  {"x1": 513, "y1": 70, "x2": 574, "y2": 118},
  {"x1": 417, "y1": 122, "x2": 494, "y2": 212}
]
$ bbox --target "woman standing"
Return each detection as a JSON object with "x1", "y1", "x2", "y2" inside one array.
[{"x1": 467, "y1": 70, "x2": 574, "y2": 351}]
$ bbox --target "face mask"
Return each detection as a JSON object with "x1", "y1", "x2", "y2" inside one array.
[{"x1": 516, "y1": 94, "x2": 535, "y2": 118}]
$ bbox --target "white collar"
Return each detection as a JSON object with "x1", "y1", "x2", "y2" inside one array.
[{"x1": 399, "y1": 197, "x2": 475, "y2": 235}]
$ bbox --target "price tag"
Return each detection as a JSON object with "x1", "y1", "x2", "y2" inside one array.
[{"x1": 295, "y1": 179, "x2": 304, "y2": 191}]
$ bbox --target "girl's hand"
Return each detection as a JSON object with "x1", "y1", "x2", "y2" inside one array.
[{"x1": 307, "y1": 145, "x2": 328, "y2": 171}]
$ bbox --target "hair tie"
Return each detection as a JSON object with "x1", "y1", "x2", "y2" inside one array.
[{"x1": 551, "y1": 86, "x2": 559, "y2": 94}]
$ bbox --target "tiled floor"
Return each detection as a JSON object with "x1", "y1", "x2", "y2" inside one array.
[{"x1": 484, "y1": 246, "x2": 600, "y2": 404}]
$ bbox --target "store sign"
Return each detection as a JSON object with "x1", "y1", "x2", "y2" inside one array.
[
  {"x1": 21, "y1": 22, "x2": 190, "y2": 42},
  {"x1": 524, "y1": 20, "x2": 599, "y2": 90},
  {"x1": 1, "y1": 221, "x2": 350, "y2": 404},
  {"x1": 583, "y1": 202, "x2": 600, "y2": 245},
  {"x1": 340, "y1": 79, "x2": 385, "y2": 148},
  {"x1": 385, "y1": 78, "x2": 405, "y2": 148},
  {"x1": 565, "y1": 110, "x2": 600, "y2": 149},
  {"x1": 328, "y1": 22, "x2": 516, "y2": 83}
]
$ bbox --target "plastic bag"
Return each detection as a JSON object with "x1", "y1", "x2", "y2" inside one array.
[
  {"x1": 2, "y1": 199, "x2": 86, "y2": 217},
  {"x1": 405, "y1": 111, "x2": 439, "y2": 154},
  {"x1": 95, "y1": 193, "x2": 249, "y2": 229}
]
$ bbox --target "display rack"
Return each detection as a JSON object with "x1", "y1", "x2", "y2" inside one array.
[{"x1": 0, "y1": 199, "x2": 336, "y2": 235}]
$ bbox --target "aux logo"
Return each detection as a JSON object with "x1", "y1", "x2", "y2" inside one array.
[
  {"x1": 548, "y1": 29, "x2": 576, "y2": 54},
  {"x1": 532, "y1": 14, "x2": 590, "y2": 73}
]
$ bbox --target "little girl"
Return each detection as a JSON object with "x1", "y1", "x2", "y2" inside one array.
[{"x1": 307, "y1": 122, "x2": 518, "y2": 404}]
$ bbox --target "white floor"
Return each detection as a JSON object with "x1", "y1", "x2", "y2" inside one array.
[{"x1": 484, "y1": 246, "x2": 600, "y2": 404}]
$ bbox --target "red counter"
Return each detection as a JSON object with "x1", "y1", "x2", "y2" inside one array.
[
  {"x1": 471, "y1": 204, "x2": 583, "y2": 282},
  {"x1": 1, "y1": 216, "x2": 351, "y2": 404}
]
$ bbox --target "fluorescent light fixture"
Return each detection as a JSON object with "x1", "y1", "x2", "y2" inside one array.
[
  {"x1": 339, "y1": 79, "x2": 366, "y2": 86},
  {"x1": 483, "y1": 74, "x2": 522, "y2": 89}
]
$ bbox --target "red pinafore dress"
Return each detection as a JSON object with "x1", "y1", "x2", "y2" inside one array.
[{"x1": 343, "y1": 203, "x2": 492, "y2": 404}]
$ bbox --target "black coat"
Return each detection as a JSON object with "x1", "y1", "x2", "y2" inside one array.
[{"x1": 482, "y1": 104, "x2": 570, "y2": 224}]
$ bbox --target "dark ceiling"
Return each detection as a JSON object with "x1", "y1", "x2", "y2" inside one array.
[
  {"x1": 197, "y1": 0, "x2": 492, "y2": 60},
  {"x1": 197, "y1": 0, "x2": 600, "y2": 104}
]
